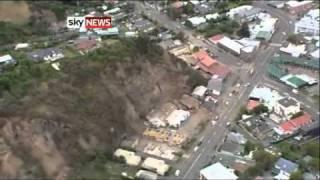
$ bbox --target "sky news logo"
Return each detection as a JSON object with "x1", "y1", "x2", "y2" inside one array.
[{"x1": 67, "y1": 16, "x2": 112, "y2": 29}]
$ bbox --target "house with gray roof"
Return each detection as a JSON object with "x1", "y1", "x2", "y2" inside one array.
[
  {"x1": 28, "y1": 48, "x2": 64, "y2": 62},
  {"x1": 207, "y1": 77, "x2": 223, "y2": 96},
  {"x1": 273, "y1": 157, "x2": 298, "y2": 179}
]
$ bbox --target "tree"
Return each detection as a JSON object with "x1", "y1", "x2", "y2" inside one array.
[
  {"x1": 193, "y1": 46, "x2": 200, "y2": 52},
  {"x1": 304, "y1": 142, "x2": 320, "y2": 157},
  {"x1": 183, "y1": 2, "x2": 194, "y2": 15},
  {"x1": 244, "y1": 141, "x2": 256, "y2": 155},
  {"x1": 309, "y1": 158, "x2": 320, "y2": 171},
  {"x1": 251, "y1": 104, "x2": 268, "y2": 114},
  {"x1": 289, "y1": 170, "x2": 303, "y2": 180},
  {"x1": 290, "y1": 111, "x2": 303, "y2": 119},
  {"x1": 287, "y1": 34, "x2": 302, "y2": 44},
  {"x1": 237, "y1": 22, "x2": 250, "y2": 38},
  {"x1": 253, "y1": 150, "x2": 277, "y2": 171},
  {"x1": 176, "y1": 32, "x2": 187, "y2": 42},
  {"x1": 167, "y1": 7, "x2": 182, "y2": 20}
]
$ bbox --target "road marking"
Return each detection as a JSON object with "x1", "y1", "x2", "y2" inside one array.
[{"x1": 183, "y1": 152, "x2": 202, "y2": 179}]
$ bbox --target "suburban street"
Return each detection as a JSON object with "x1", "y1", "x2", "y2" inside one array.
[{"x1": 136, "y1": 1, "x2": 317, "y2": 180}]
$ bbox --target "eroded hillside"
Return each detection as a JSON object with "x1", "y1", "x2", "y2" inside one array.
[{"x1": 0, "y1": 37, "x2": 204, "y2": 179}]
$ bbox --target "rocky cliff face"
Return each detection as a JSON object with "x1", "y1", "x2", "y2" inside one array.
[{"x1": 0, "y1": 51, "x2": 194, "y2": 179}]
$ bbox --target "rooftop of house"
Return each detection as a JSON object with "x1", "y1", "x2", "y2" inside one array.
[
  {"x1": 28, "y1": 48, "x2": 64, "y2": 61},
  {"x1": 274, "y1": 157, "x2": 298, "y2": 174},
  {"x1": 207, "y1": 77, "x2": 223, "y2": 92},
  {"x1": 200, "y1": 162, "x2": 238, "y2": 180},
  {"x1": 247, "y1": 100, "x2": 261, "y2": 111},
  {"x1": 277, "y1": 97, "x2": 298, "y2": 108}
]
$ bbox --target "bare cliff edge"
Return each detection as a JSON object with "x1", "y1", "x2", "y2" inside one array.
[{"x1": 0, "y1": 48, "x2": 200, "y2": 178}]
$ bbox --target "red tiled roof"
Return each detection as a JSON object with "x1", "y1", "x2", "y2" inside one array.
[
  {"x1": 76, "y1": 39, "x2": 97, "y2": 50},
  {"x1": 208, "y1": 63, "x2": 230, "y2": 79},
  {"x1": 290, "y1": 112, "x2": 312, "y2": 127},
  {"x1": 209, "y1": 34, "x2": 224, "y2": 44},
  {"x1": 279, "y1": 112, "x2": 312, "y2": 134},
  {"x1": 192, "y1": 50, "x2": 209, "y2": 61},
  {"x1": 247, "y1": 100, "x2": 260, "y2": 111},
  {"x1": 192, "y1": 49, "x2": 230, "y2": 78}
]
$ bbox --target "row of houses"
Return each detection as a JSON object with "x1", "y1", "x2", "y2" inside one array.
[{"x1": 114, "y1": 148, "x2": 169, "y2": 178}]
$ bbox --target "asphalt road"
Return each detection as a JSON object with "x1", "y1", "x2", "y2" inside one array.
[{"x1": 135, "y1": 2, "x2": 318, "y2": 179}]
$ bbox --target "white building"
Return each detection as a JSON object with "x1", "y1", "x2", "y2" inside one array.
[
  {"x1": 14, "y1": 43, "x2": 30, "y2": 50},
  {"x1": 166, "y1": 110, "x2": 190, "y2": 128},
  {"x1": 192, "y1": 86, "x2": 207, "y2": 99},
  {"x1": 274, "y1": 97, "x2": 300, "y2": 120},
  {"x1": 200, "y1": 162, "x2": 238, "y2": 180},
  {"x1": 187, "y1": 16, "x2": 206, "y2": 26},
  {"x1": 114, "y1": 148, "x2": 141, "y2": 166},
  {"x1": 205, "y1": 13, "x2": 219, "y2": 21},
  {"x1": 310, "y1": 48, "x2": 319, "y2": 59},
  {"x1": 249, "y1": 86, "x2": 283, "y2": 110},
  {"x1": 227, "y1": 5, "x2": 253, "y2": 19},
  {"x1": 280, "y1": 43, "x2": 307, "y2": 57},
  {"x1": 141, "y1": 157, "x2": 170, "y2": 176},
  {"x1": 218, "y1": 36, "x2": 244, "y2": 55},
  {"x1": 0, "y1": 54, "x2": 16, "y2": 65},
  {"x1": 295, "y1": 9, "x2": 320, "y2": 36}
]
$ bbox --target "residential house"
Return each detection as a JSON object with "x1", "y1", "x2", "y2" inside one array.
[
  {"x1": 141, "y1": 157, "x2": 170, "y2": 176},
  {"x1": 28, "y1": 48, "x2": 64, "y2": 62},
  {"x1": 274, "y1": 97, "x2": 301, "y2": 120},
  {"x1": 285, "y1": 1, "x2": 313, "y2": 15},
  {"x1": 192, "y1": 85, "x2": 207, "y2": 99},
  {"x1": 194, "y1": 3, "x2": 213, "y2": 15},
  {"x1": 133, "y1": 19, "x2": 155, "y2": 33},
  {"x1": 14, "y1": 43, "x2": 30, "y2": 50},
  {"x1": 207, "y1": 76, "x2": 223, "y2": 96},
  {"x1": 114, "y1": 148, "x2": 141, "y2": 166},
  {"x1": 273, "y1": 158, "x2": 298, "y2": 180},
  {"x1": 200, "y1": 162, "x2": 238, "y2": 180},
  {"x1": 227, "y1": 132, "x2": 247, "y2": 145},
  {"x1": 75, "y1": 38, "x2": 98, "y2": 53},
  {"x1": 135, "y1": 170, "x2": 158, "y2": 180},
  {"x1": 0, "y1": 54, "x2": 16, "y2": 67}
]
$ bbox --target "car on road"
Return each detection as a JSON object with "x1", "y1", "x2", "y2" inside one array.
[
  {"x1": 193, "y1": 146, "x2": 199, "y2": 152},
  {"x1": 175, "y1": 170, "x2": 180, "y2": 176}
]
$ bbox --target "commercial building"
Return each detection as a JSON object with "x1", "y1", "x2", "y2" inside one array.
[
  {"x1": 187, "y1": 16, "x2": 206, "y2": 27},
  {"x1": 250, "y1": 16, "x2": 278, "y2": 41},
  {"x1": 295, "y1": 9, "x2": 319, "y2": 36},
  {"x1": 114, "y1": 148, "x2": 142, "y2": 166},
  {"x1": 234, "y1": 8, "x2": 261, "y2": 23},
  {"x1": 166, "y1": 109, "x2": 190, "y2": 128},
  {"x1": 285, "y1": 1, "x2": 313, "y2": 15},
  {"x1": 274, "y1": 97, "x2": 301, "y2": 120},
  {"x1": 249, "y1": 86, "x2": 283, "y2": 110},
  {"x1": 141, "y1": 157, "x2": 170, "y2": 176},
  {"x1": 200, "y1": 162, "x2": 238, "y2": 180},
  {"x1": 280, "y1": 74, "x2": 309, "y2": 89},
  {"x1": 227, "y1": 5, "x2": 253, "y2": 19},
  {"x1": 274, "y1": 112, "x2": 312, "y2": 135},
  {"x1": 279, "y1": 43, "x2": 307, "y2": 57}
]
